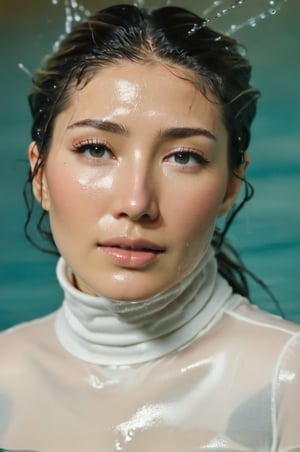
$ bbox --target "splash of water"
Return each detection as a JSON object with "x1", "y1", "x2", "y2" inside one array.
[
  {"x1": 17, "y1": 0, "x2": 288, "y2": 81},
  {"x1": 225, "y1": 0, "x2": 289, "y2": 34},
  {"x1": 187, "y1": 0, "x2": 289, "y2": 37},
  {"x1": 28, "y1": 0, "x2": 292, "y2": 56},
  {"x1": 51, "y1": 0, "x2": 90, "y2": 50},
  {"x1": 132, "y1": 0, "x2": 289, "y2": 37},
  {"x1": 50, "y1": 0, "x2": 290, "y2": 40},
  {"x1": 188, "y1": 0, "x2": 247, "y2": 36},
  {"x1": 202, "y1": 0, "x2": 246, "y2": 19}
]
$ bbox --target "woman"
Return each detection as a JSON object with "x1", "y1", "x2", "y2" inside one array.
[{"x1": 0, "y1": 4, "x2": 299, "y2": 451}]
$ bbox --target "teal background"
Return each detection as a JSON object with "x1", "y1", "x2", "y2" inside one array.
[{"x1": 0, "y1": 0, "x2": 299, "y2": 329}]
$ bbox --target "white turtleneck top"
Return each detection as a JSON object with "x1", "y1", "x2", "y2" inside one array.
[{"x1": 0, "y1": 251, "x2": 300, "y2": 451}]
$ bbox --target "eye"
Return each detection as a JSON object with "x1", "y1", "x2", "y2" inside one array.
[
  {"x1": 166, "y1": 150, "x2": 209, "y2": 167},
  {"x1": 72, "y1": 140, "x2": 113, "y2": 160}
]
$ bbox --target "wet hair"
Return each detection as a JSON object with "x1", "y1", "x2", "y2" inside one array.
[{"x1": 25, "y1": 4, "x2": 261, "y2": 299}]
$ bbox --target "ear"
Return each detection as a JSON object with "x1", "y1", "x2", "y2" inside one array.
[
  {"x1": 28, "y1": 141, "x2": 50, "y2": 211},
  {"x1": 218, "y1": 152, "x2": 250, "y2": 217}
]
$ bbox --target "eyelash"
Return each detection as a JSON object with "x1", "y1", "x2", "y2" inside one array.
[
  {"x1": 166, "y1": 149, "x2": 210, "y2": 167},
  {"x1": 72, "y1": 140, "x2": 210, "y2": 168},
  {"x1": 72, "y1": 139, "x2": 113, "y2": 159}
]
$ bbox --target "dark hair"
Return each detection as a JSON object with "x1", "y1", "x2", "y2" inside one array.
[{"x1": 25, "y1": 4, "x2": 260, "y2": 299}]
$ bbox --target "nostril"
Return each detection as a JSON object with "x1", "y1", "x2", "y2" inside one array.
[{"x1": 114, "y1": 194, "x2": 159, "y2": 222}]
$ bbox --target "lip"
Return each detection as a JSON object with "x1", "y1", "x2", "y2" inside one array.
[{"x1": 98, "y1": 237, "x2": 165, "y2": 268}]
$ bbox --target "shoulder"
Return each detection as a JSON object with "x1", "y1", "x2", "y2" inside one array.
[
  {"x1": 0, "y1": 313, "x2": 57, "y2": 372},
  {"x1": 222, "y1": 300, "x2": 300, "y2": 366},
  {"x1": 226, "y1": 300, "x2": 300, "y2": 337}
]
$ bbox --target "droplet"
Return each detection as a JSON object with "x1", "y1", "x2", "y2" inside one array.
[
  {"x1": 223, "y1": 0, "x2": 289, "y2": 35},
  {"x1": 18, "y1": 63, "x2": 32, "y2": 78},
  {"x1": 124, "y1": 428, "x2": 134, "y2": 442},
  {"x1": 115, "y1": 440, "x2": 123, "y2": 451},
  {"x1": 53, "y1": 33, "x2": 65, "y2": 52},
  {"x1": 187, "y1": 23, "x2": 199, "y2": 36}
]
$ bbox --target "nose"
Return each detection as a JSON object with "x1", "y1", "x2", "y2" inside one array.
[{"x1": 112, "y1": 166, "x2": 159, "y2": 222}]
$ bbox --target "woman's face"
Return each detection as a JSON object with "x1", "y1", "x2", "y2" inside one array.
[{"x1": 30, "y1": 62, "x2": 241, "y2": 300}]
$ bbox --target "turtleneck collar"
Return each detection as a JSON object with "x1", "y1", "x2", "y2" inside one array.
[{"x1": 55, "y1": 248, "x2": 234, "y2": 366}]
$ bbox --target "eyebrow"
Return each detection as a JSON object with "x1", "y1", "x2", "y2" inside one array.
[
  {"x1": 67, "y1": 119, "x2": 216, "y2": 141},
  {"x1": 159, "y1": 127, "x2": 216, "y2": 141},
  {"x1": 67, "y1": 119, "x2": 129, "y2": 135}
]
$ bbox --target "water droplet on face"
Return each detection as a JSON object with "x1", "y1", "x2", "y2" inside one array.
[
  {"x1": 87, "y1": 375, "x2": 104, "y2": 389},
  {"x1": 128, "y1": 429, "x2": 134, "y2": 439},
  {"x1": 115, "y1": 440, "x2": 123, "y2": 451}
]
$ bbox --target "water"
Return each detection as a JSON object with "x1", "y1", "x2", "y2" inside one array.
[
  {"x1": 51, "y1": 0, "x2": 290, "y2": 38},
  {"x1": 0, "y1": 1, "x2": 299, "y2": 330}
]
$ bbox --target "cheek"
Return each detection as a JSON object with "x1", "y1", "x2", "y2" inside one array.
[
  {"x1": 163, "y1": 175, "x2": 228, "y2": 239},
  {"x1": 46, "y1": 166, "x2": 77, "y2": 219},
  {"x1": 46, "y1": 155, "x2": 114, "y2": 207},
  {"x1": 161, "y1": 174, "x2": 228, "y2": 277},
  {"x1": 44, "y1": 161, "x2": 110, "y2": 237}
]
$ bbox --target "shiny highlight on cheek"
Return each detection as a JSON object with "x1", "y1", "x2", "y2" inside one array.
[{"x1": 77, "y1": 172, "x2": 114, "y2": 191}]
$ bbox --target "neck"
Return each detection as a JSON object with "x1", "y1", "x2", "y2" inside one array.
[{"x1": 55, "y1": 247, "x2": 233, "y2": 365}]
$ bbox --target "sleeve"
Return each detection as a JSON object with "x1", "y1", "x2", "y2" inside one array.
[{"x1": 275, "y1": 332, "x2": 300, "y2": 451}]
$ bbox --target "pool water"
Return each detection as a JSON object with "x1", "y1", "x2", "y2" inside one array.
[{"x1": 0, "y1": 1, "x2": 299, "y2": 330}]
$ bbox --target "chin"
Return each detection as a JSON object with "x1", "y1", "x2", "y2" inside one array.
[
  {"x1": 92, "y1": 278, "x2": 168, "y2": 302},
  {"x1": 75, "y1": 266, "x2": 175, "y2": 301}
]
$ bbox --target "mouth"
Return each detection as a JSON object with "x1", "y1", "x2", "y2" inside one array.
[{"x1": 98, "y1": 238, "x2": 165, "y2": 268}]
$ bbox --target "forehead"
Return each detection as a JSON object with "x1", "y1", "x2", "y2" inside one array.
[{"x1": 63, "y1": 61, "x2": 223, "y2": 130}]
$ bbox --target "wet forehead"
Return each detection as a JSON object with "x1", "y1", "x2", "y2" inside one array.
[{"x1": 65, "y1": 62, "x2": 223, "y2": 130}]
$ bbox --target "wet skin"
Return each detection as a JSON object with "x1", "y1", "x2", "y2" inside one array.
[{"x1": 29, "y1": 62, "x2": 243, "y2": 301}]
